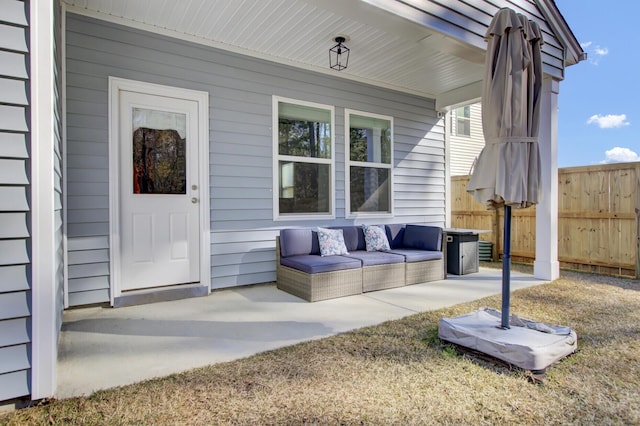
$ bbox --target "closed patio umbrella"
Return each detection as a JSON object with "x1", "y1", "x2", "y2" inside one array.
[{"x1": 467, "y1": 8, "x2": 543, "y2": 329}]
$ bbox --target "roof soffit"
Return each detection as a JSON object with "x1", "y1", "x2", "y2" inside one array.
[
  {"x1": 62, "y1": 0, "x2": 488, "y2": 100},
  {"x1": 62, "y1": 0, "x2": 584, "y2": 107}
]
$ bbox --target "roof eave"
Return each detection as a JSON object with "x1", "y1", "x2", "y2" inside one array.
[{"x1": 535, "y1": 0, "x2": 586, "y2": 67}]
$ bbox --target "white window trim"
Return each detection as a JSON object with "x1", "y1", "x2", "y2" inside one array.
[
  {"x1": 344, "y1": 109, "x2": 394, "y2": 219},
  {"x1": 272, "y1": 96, "x2": 335, "y2": 221}
]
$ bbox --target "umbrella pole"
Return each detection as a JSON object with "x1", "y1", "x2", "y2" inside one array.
[{"x1": 501, "y1": 205, "x2": 512, "y2": 329}]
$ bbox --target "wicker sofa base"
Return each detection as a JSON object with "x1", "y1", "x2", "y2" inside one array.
[
  {"x1": 276, "y1": 264, "x2": 363, "y2": 302},
  {"x1": 362, "y1": 263, "x2": 406, "y2": 292},
  {"x1": 276, "y1": 227, "x2": 446, "y2": 302},
  {"x1": 405, "y1": 258, "x2": 445, "y2": 285}
]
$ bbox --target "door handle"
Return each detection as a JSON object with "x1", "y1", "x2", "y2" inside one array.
[{"x1": 191, "y1": 197, "x2": 198, "y2": 204}]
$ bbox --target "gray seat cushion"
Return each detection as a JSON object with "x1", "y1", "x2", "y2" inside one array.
[
  {"x1": 385, "y1": 224, "x2": 406, "y2": 249},
  {"x1": 280, "y1": 228, "x2": 320, "y2": 257},
  {"x1": 280, "y1": 255, "x2": 361, "y2": 274},
  {"x1": 330, "y1": 226, "x2": 366, "y2": 252},
  {"x1": 344, "y1": 250, "x2": 405, "y2": 267},
  {"x1": 388, "y1": 249, "x2": 443, "y2": 263},
  {"x1": 402, "y1": 225, "x2": 442, "y2": 251}
]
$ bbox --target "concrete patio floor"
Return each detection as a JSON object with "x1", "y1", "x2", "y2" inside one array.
[{"x1": 57, "y1": 268, "x2": 546, "y2": 399}]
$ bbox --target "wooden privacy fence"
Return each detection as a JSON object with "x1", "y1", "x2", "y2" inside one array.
[{"x1": 451, "y1": 162, "x2": 640, "y2": 277}]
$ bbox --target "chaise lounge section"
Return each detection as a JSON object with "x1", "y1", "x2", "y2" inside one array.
[{"x1": 276, "y1": 224, "x2": 445, "y2": 302}]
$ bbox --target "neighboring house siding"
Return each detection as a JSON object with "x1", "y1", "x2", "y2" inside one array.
[
  {"x1": 0, "y1": 0, "x2": 31, "y2": 401},
  {"x1": 450, "y1": 103, "x2": 484, "y2": 176},
  {"x1": 65, "y1": 13, "x2": 445, "y2": 301}
]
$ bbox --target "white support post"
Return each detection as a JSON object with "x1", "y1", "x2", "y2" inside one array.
[
  {"x1": 31, "y1": 0, "x2": 58, "y2": 399},
  {"x1": 534, "y1": 77, "x2": 560, "y2": 280},
  {"x1": 444, "y1": 110, "x2": 452, "y2": 228}
]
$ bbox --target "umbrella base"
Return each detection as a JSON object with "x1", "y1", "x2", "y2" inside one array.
[{"x1": 438, "y1": 308, "x2": 577, "y2": 371}]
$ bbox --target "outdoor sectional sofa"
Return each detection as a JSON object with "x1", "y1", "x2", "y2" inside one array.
[{"x1": 276, "y1": 224, "x2": 446, "y2": 302}]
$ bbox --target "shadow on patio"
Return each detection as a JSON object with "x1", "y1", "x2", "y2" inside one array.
[{"x1": 57, "y1": 267, "x2": 545, "y2": 399}]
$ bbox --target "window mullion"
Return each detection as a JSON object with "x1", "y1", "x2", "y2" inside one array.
[
  {"x1": 349, "y1": 160, "x2": 391, "y2": 169},
  {"x1": 278, "y1": 154, "x2": 332, "y2": 165}
]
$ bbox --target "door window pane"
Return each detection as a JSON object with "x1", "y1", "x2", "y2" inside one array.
[{"x1": 132, "y1": 108, "x2": 186, "y2": 194}]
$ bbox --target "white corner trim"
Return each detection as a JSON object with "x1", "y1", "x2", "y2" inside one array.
[
  {"x1": 108, "y1": 77, "x2": 119, "y2": 306},
  {"x1": 108, "y1": 77, "x2": 211, "y2": 302},
  {"x1": 30, "y1": 0, "x2": 57, "y2": 400},
  {"x1": 62, "y1": 2, "x2": 69, "y2": 310},
  {"x1": 444, "y1": 110, "x2": 452, "y2": 228}
]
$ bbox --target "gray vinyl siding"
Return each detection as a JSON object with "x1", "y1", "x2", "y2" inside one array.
[
  {"x1": 387, "y1": 0, "x2": 566, "y2": 79},
  {"x1": 65, "y1": 12, "x2": 445, "y2": 297},
  {"x1": 0, "y1": 0, "x2": 30, "y2": 401}
]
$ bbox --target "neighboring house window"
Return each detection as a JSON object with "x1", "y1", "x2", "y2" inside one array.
[
  {"x1": 453, "y1": 106, "x2": 471, "y2": 137},
  {"x1": 273, "y1": 97, "x2": 334, "y2": 219},
  {"x1": 345, "y1": 110, "x2": 393, "y2": 217}
]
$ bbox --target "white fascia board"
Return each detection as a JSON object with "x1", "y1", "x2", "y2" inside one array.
[{"x1": 436, "y1": 81, "x2": 482, "y2": 112}]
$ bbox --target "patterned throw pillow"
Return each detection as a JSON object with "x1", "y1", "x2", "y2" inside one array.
[
  {"x1": 317, "y1": 228, "x2": 349, "y2": 257},
  {"x1": 362, "y1": 225, "x2": 391, "y2": 252}
]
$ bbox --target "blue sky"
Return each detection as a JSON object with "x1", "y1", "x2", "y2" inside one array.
[{"x1": 555, "y1": 1, "x2": 639, "y2": 167}]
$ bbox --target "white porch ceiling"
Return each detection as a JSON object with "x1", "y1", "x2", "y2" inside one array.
[{"x1": 64, "y1": 0, "x2": 486, "y2": 105}]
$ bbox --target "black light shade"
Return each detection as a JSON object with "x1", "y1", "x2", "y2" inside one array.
[{"x1": 329, "y1": 36, "x2": 349, "y2": 71}]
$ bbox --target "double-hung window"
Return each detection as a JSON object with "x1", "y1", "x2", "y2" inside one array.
[
  {"x1": 345, "y1": 110, "x2": 393, "y2": 217},
  {"x1": 273, "y1": 97, "x2": 335, "y2": 219}
]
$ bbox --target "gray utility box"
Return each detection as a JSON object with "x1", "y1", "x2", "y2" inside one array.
[{"x1": 446, "y1": 232, "x2": 479, "y2": 275}]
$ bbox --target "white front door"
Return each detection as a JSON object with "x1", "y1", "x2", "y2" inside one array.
[{"x1": 118, "y1": 90, "x2": 200, "y2": 291}]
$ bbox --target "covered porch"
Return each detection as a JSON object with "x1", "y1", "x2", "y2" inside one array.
[
  {"x1": 57, "y1": 267, "x2": 545, "y2": 398},
  {"x1": 0, "y1": 0, "x2": 585, "y2": 405}
]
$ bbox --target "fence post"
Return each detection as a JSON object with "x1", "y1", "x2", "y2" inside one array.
[{"x1": 636, "y1": 165, "x2": 640, "y2": 279}]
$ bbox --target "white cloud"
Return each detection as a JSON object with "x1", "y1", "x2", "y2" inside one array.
[
  {"x1": 587, "y1": 114, "x2": 630, "y2": 129},
  {"x1": 602, "y1": 147, "x2": 640, "y2": 164},
  {"x1": 594, "y1": 47, "x2": 609, "y2": 56},
  {"x1": 581, "y1": 41, "x2": 608, "y2": 64}
]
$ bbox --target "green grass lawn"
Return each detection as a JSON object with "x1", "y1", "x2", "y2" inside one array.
[{"x1": 2, "y1": 268, "x2": 639, "y2": 425}]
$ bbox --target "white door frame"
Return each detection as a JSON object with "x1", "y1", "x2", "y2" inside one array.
[{"x1": 108, "y1": 77, "x2": 210, "y2": 304}]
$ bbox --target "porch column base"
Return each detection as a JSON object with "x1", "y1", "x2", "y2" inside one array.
[
  {"x1": 534, "y1": 77, "x2": 560, "y2": 284},
  {"x1": 534, "y1": 260, "x2": 559, "y2": 281}
]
